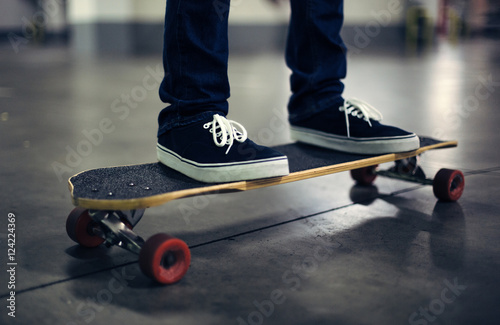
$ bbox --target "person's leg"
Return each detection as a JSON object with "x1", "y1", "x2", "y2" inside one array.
[
  {"x1": 156, "y1": 0, "x2": 289, "y2": 183},
  {"x1": 286, "y1": 0, "x2": 346, "y2": 124},
  {"x1": 158, "y1": 0, "x2": 230, "y2": 136},
  {"x1": 287, "y1": 0, "x2": 419, "y2": 154}
]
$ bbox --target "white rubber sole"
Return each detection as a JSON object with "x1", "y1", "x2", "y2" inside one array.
[
  {"x1": 157, "y1": 144, "x2": 289, "y2": 183},
  {"x1": 290, "y1": 126, "x2": 420, "y2": 155}
]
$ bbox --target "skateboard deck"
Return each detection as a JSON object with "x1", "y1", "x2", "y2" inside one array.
[{"x1": 69, "y1": 137, "x2": 457, "y2": 211}]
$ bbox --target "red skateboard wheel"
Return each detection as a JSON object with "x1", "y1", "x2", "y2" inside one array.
[
  {"x1": 433, "y1": 169, "x2": 465, "y2": 201},
  {"x1": 66, "y1": 208, "x2": 105, "y2": 248},
  {"x1": 351, "y1": 165, "x2": 378, "y2": 185},
  {"x1": 139, "y1": 233, "x2": 191, "y2": 284}
]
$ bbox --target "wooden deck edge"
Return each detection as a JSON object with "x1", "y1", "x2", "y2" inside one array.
[{"x1": 70, "y1": 140, "x2": 458, "y2": 210}]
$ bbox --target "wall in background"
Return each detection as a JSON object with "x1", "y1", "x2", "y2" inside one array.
[
  {"x1": 0, "y1": 0, "x2": 35, "y2": 29},
  {"x1": 2, "y1": 0, "x2": 495, "y2": 55}
]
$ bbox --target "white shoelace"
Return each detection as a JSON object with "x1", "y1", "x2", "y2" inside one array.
[
  {"x1": 339, "y1": 98, "x2": 383, "y2": 138},
  {"x1": 203, "y1": 114, "x2": 248, "y2": 154}
]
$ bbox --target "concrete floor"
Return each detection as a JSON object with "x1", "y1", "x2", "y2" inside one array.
[{"x1": 1, "y1": 37, "x2": 500, "y2": 325}]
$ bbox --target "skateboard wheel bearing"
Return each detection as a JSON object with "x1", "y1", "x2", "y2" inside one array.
[{"x1": 139, "y1": 233, "x2": 191, "y2": 284}]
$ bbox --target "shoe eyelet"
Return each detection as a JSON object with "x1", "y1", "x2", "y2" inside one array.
[{"x1": 203, "y1": 123, "x2": 210, "y2": 129}]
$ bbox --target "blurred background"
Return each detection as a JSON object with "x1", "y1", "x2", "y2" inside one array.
[{"x1": 1, "y1": 0, "x2": 498, "y2": 56}]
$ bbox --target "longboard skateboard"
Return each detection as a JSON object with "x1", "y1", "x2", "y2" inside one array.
[{"x1": 66, "y1": 137, "x2": 464, "y2": 284}]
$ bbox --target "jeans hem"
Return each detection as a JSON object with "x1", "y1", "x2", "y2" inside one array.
[
  {"x1": 288, "y1": 95, "x2": 344, "y2": 124},
  {"x1": 157, "y1": 110, "x2": 222, "y2": 137}
]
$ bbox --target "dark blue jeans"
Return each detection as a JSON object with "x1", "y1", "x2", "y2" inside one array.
[{"x1": 158, "y1": 0, "x2": 346, "y2": 136}]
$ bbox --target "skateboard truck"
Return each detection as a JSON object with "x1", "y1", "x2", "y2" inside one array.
[
  {"x1": 87, "y1": 210, "x2": 145, "y2": 254},
  {"x1": 351, "y1": 157, "x2": 465, "y2": 202},
  {"x1": 378, "y1": 156, "x2": 432, "y2": 185},
  {"x1": 66, "y1": 208, "x2": 191, "y2": 284}
]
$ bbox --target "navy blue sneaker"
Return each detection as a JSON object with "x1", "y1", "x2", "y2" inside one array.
[
  {"x1": 290, "y1": 98, "x2": 420, "y2": 154},
  {"x1": 157, "y1": 114, "x2": 289, "y2": 183}
]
